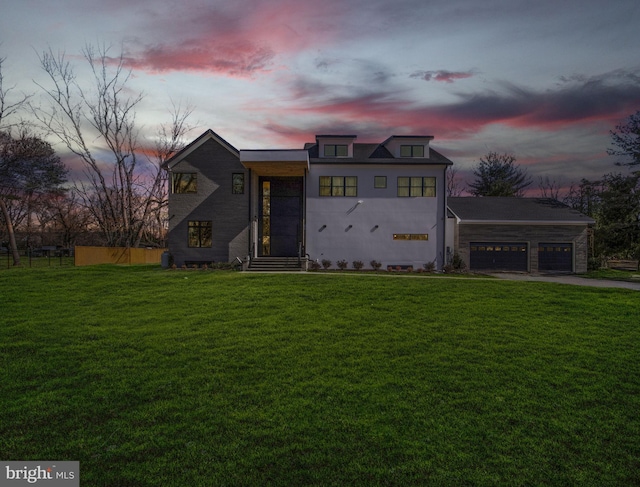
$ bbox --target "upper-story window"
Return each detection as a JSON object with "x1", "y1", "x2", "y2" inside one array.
[
  {"x1": 172, "y1": 173, "x2": 197, "y2": 194},
  {"x1": 397, "y1": 177, "x2": 436, "y2": 197},
  {"x1": 400, "y1": 145, "x2": 425, "y2": 157},
  {"x1": 324, "y1": 144, "x2": 349, "y2": 157},
  {"x1": 320, "y1": 176, "x2": 357, "y2": 196},
  {"x1": 232, "y1": 173, "x2": 245, "y2": 194}
]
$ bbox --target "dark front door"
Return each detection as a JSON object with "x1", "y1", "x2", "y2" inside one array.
[{"x1": 259, "y1": 177, "x2": 303, "y2": 257}]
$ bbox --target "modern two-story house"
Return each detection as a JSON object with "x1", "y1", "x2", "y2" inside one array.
[{"x1": 165, "y1": 130, "x2": 453, "y2": 270}]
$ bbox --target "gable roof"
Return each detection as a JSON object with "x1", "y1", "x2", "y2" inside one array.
[
  {"x1": 447, "y1": 197, "x2": 595, "y2": 225},
  {"x1": 164, "y1": 129, "x2": 239, "y2": 169}
]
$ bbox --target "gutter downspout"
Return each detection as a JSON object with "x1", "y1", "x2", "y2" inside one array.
[{"x1": 442, "y1": 165, "x2": 448, "y2": 271}]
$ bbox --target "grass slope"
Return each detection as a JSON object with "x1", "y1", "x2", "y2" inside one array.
[{"x1": 1, "y1": 266, "x2": 639, "y2": 486}]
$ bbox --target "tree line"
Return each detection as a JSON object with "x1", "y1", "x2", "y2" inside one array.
[
  {"x1": 1, "y1": 46, "x2": 638, "y2": 266},
  {"x1": 0, "y1": 46, "x2": 193, "y2": 265}
]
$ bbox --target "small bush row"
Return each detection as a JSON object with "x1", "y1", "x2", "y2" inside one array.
[
  {"x1": 307, "y1": 255, "x2": 467, "y2": 273},
  {"x1": 170, "y1": 261, "x2": 237, "y2": 271}
]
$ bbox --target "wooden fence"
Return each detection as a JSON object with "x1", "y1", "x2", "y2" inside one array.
[
  {"x1": 74, "y1": 246, "x2": 167, "y2": 266},
  {"x1": 606, "y1": 259, "x2": 640, "y2": 271}
]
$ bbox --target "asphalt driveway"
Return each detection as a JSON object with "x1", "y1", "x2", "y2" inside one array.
[{"x1": 488, "y1": 273, "x2": 640, "y2": 291}]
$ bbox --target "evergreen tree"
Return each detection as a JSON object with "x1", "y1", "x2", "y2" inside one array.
[{"x1": 468, "y1": 152, "x2": 531, "y2": 197}]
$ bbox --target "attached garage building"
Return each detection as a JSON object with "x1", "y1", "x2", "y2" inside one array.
[{"x1": 447, "y1": 197, "x2": 595, "y2": 274}]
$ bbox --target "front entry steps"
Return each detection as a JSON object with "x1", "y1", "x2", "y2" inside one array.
[{"x1": 246, "y1": 257, "x2": 307, "y2": 272}]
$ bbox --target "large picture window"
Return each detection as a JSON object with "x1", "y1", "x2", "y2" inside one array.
[
  {"x1": 172, "y1": 173, "x2": 197, "y2": 194},
  {"x1": 397, "y1": 177, "x2": 436, "y2": 197},
  {"x1": 188, "y1": 221, "x2": 212, "y2": 248},
  {"x1": 319, "y1": 176, "x2": 357, "y2": 196}
]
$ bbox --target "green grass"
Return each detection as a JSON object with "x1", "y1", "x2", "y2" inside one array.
[
  {"x1": 1, "y1": 266, "x2": 639, "y2": 486},
  {"x1": 586, "y1": 267, "x2": 640, "y2": 281}
]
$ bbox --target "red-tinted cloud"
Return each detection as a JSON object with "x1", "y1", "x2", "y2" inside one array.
[
  {"x1": 123, "y1": 39, "x2": 274, "y2": 77},
  {"x1": 121, "y1": 0, "x2": 348, "y2": 77}
]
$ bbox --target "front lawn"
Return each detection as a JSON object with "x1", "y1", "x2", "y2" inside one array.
[{"x1": 1, "y1": 266, "x2": 639, "y2": 486}]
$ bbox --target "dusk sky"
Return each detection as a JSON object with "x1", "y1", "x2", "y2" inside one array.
[{"x1": 2, "y1": 0, "x2": 639, "y2": 192}]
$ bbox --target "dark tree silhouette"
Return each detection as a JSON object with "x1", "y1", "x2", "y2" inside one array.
[
  {"x1": 468, "y1": 152, "x2": 531, "y2": 197},
  {"x1": 0, "y1": 130, "x2": 67, "y2": 265},
  {"x1": 608, "y1": 111, "x2": 640, "y2": 167}
]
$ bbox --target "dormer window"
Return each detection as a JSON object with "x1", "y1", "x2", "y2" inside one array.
[
  {"x1": 400, "y1": 145, "x2": 425, "y2": 157},
  {"x1": 316, "y1": 135, "x2": 356, "y2": 158},
  {"x1": 324, "y1": 144, "x2": 349, "y2": 157}
]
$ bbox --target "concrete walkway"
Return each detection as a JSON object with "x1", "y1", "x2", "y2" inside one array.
[{"x1": 488, "y1": 273, "x2": 640, "y2": 291}]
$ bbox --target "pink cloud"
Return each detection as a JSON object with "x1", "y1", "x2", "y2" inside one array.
[
  {"x1": 121, "y1": 0, "x2": 348, "y2": 77},
  {"x1": 255, "y1": 69, "x2": 640, "y2": 149},
  {"x1": 123, "y1": 39, "x2": 274, "y2": 77}
]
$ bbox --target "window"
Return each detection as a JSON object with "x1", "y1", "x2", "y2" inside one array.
[
  {"x1": 172, "y1": 173, "x2": 197, "y2": 194},
  {"x1": 393, "y1": 234, "x2": 428, "y2": 240},
  {"x1": 232, "y1": 173, "x2": 245, "y2": 194},
  {"x1": 400, "y1": 145, "x2": 425, "y2": 157},
  {"x1": 397, "y1": 177, "x2": 436, "y2": 197},
  {"x1": 319, "y1": 176, "x2": 357, "y2": 196},
  {"x1": 324, "y1": 144, "x2": 348, "y2": 157},
  {"x1": 374, "y1": 176, "x2": 387, "y2": 189},
  {"x1": 188, "y1": 221, "x2": 212, "y2": 248}
]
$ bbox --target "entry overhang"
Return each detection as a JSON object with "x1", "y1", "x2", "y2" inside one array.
[{"x1": 240, "y1": 150, "x2": 309, "y2": 176}]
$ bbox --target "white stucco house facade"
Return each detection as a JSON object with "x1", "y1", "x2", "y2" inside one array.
[{"x1": 165, "y1": 130, "x2": 453, "y2": 270}]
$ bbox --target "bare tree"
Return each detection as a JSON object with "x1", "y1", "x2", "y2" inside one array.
[
  {"x1": 446, "y1": 166, "x2": 465, "y2": 197},
  {"x1": 136, "y1": 100, "x2": 194, "y2": 247},
  {"x1": 35, "y1": 190, "x2": 93, "y2": 248},
  {"x1": 33, "y1": 44, "x2": 192, "y2": 248},
  {"x1": 537, "y1": 175, "x2": 562, "y2": 200},
  {"x1": 0, "y1": 55, "x2": 31, "y2": 130}
]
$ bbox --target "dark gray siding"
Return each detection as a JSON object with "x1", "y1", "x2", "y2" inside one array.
[{"x1": 167, "y1": 138, "x2": 249, "y2": 266}]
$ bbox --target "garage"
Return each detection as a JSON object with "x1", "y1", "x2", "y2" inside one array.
[
  {"x1": 447, "y1": 198, "x2": 595, "y2": 274},
  {"x1": 470, "y1": 242, "x2": 528, "y2": 271},
  {"x1": 538, "y1": 243, "x2": 573, "y2": 272}
]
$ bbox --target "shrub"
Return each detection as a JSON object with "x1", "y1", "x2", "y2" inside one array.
[
  {"x1": 370, "y1": 260, "x2": 382, "y2": 271},
  {"x1": 423, "y1": 260, "x2": 436, "y2": 273},
  {"x1": 336, "y1": 259, "x2": 348, "y2": 270},
  {"x1": 443, "y1": 253, "x2": 467, "y2": 274},
  {"x1": 451, "y1": 253, "x2": 467, "y2": 272},
  {"x1": 321, "y1": 259, "x2": 332, "y2": 270},
  {"x1": 352, "y1": 260, "x2": 364, "y2": 271},
  {"x1": 309, "y1": 261, "x2": 321, "y2": 271}
]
